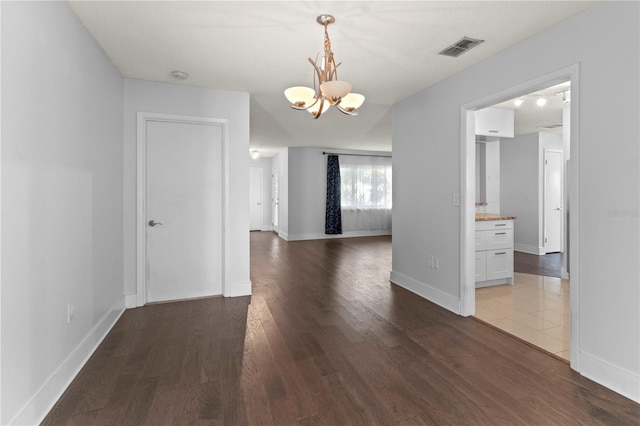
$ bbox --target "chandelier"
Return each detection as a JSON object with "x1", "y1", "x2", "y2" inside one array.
[{"x1": 284, "y1": 14, "x2": 365, "y2": 119}]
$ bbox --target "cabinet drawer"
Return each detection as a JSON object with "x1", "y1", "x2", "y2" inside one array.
[
  {"x1": 486, "y1": 220, "x2": 513, "y2": 230},
  {"x1": 475, "y1": 231, "x2": 487, "y2": 251},
  {"x1": 475, "y1": 251, "x2": 487, "y2": 282},
  {"x1": 486, "y1": 229, "x2": 513, "y2": 250},
  {"x1": 486, "y1": 249, "x2": 514, "y2": 280}
]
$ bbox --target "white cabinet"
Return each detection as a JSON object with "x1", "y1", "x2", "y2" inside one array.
[
  {"x1": 475, "y1": 107, "x2": 514, "y2": 138},
  {"x1": 475, "y1": 251, "x2": 487, "y2": 282},
  {"x1": 475, "y1": 220, "x2": 514, "y2": 287}
]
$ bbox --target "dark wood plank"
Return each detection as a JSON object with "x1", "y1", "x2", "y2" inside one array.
[
  {"x1": 42, "y1": 232, "x2": 639, "y2": 425},
  {"x1": 514, "y1": 250, "x2": 562, "y2": 277}
]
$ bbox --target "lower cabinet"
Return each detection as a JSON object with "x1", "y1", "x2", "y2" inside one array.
[{"x1": 475, "y1": 220, "x2": 514, "y2": 287}]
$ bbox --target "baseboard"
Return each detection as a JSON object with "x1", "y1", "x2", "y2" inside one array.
[
  {"x1": 11, "y1": 295, "x2": 126, "y2": 426},
  {"x1": 514, "y1": 243, "x2": 545, "y2": 255},
  {"x1": 260, "y1": 225, "x2": 273, "y2": 232},
  {"x1": 579, "y1": 351, "x2": 639, "y2": 403},
  {"x1": 287, "y1": 229, "x2": 392, "y2": 241},
  {"x1": 389, "y1": 270, "x2": 460, "y2": 315},
  {"x1": 277, "y1": 230, "x2": 289, "y2": 241},
  {"x1": 224, "y1": 280, "x2": 252, "y2": 297},
  {"x1": 561, "y1": 267, "x2": 570, "y2": 280}
]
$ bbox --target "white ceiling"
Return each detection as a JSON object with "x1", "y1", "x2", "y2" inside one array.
[
  {"x1": 68, "y1": 1, "x2": 596, "y2": 156},
  {"x1": 495, "y1": 81, "x2": 571, "y2": 135}
]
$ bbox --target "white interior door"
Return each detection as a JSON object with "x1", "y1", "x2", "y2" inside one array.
[
  {"x1": 146, "y1": 120, "x2": 223, "y2": 303},
  {"x1": 544, "y1": 149, "x2": 563, "y2": 253},
  {"x1": 272, "y1": 167, "x2": 279, "y2": 230},
  {"x1": 249, "y1": 167, "x2": 263, "y2": 231}
]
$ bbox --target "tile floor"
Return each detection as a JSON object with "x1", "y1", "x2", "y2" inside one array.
[{"x1": 475, "y1": 272, "x2": 570, "y2": 360}]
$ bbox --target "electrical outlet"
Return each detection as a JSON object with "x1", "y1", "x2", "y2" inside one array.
[
  {"x1": 67, "y1": 303, "x2": 75, "y2": 323},
  {"x1": 452, "y1": 193, "x2": 460, "y2": 207}
]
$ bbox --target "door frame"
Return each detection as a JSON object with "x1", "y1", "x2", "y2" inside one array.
[
  {"x1": 543, "y1": 149, "x2": 564, "y2": 253},
  {"x1": 459, "y1": 64, "x2": 580, "y2": 368},
  {"x1": 249, "y1": 166, "x2": 263, "y2": 231},
  {"x1": 136, "y1": 112, "x2": 230, "y2": 307}
]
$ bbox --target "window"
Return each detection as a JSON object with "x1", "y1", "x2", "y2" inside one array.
[{"x1": 339, "y1": 155, "x2": 392, "y2": 231}]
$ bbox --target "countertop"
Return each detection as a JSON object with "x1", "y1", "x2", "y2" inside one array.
[{"x1": 475, "y1": 213, "x2": 517, "y2": 221}]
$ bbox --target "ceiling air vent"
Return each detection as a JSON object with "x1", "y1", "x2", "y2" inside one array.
[
  {"x1": 439, "y1": 37, "x2": 485, "y2": 57},
  {"x1": 540, "y1": 122, "x2": 563, "y2": 130}
]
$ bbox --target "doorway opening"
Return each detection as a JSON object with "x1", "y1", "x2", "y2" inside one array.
[{"x1": 460, "y1": 66, "x2": 579, "y2": 367}]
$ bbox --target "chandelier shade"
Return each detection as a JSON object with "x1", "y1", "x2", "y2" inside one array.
[
  {"x1": 320, "y1": 81, "x2": 352, "y2": 99},
  {"x1": 339, "y1": 93, "x2": 365, "y2": 112},
  {"x1": 284, "y1": 86, "x2": 316, "y2": 109},
  {"x1": 284, "y1": 14, "x2": 364, "y2": 119}
]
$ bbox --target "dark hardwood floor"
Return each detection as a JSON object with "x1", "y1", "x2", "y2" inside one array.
[
  {"x1": 43, "y1": 232, "x2": 638, "y2": 425},
  {"x1": 514, "y1": 251, "x2": 562, "y2": 278}
]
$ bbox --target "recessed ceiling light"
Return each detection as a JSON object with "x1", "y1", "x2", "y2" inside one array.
[
  {"x1": 536, "y1": 96, "x2": 547, "y2": 107},
  {"x1": 514, "y1": 97, "x2": 524, "y2": 107},
  {"x1": 171, "y1": 70, "x2": 189, "y2": 80}
]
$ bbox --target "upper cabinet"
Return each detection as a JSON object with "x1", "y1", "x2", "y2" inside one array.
[{"x1": 475, "y1": 106, "x2": 514, "y2": 138}]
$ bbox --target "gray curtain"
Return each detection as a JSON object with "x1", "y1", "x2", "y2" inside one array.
[{"x1": 325, "y1": 155, "x2": 342, "y2": 234}]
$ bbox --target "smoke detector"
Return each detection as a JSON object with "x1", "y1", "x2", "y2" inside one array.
[{"x1": 170, "y1": 70, "x2": 189, "y2": 80}]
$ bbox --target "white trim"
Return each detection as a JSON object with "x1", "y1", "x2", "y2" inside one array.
[
  {"x1": 459, "y1": 109, "x2": 476, "y2": 317},
  {"x1": 460, "y1": 64, "x2": 581, "y2": 370},
  {"x1": 286, "y1": 229, "x2": 392, "y2": 241},
  {"x1": 136, "y1": 112, "x2": 230, "y2": 307},
  {"x1": 390, "y1": 270, "x2": 460, "y2": 314},
  {"x1": 277, "y1": 230, "x2": 289, "y2": 240},
  {"x1": 560, "y1": 268, "x2": 570, "y2": 280},
  {"x1": 580, "y1": 351, "x2": 640, "y2": 403},
  {"x1": 224, "y1": 280, "x2": 252, "y2": 297},
  {"x1": 514, "y1": 244, "x2": 545, "y2": 255},
  {"x1": 125, "y1": 294, "x2": 138, "y2": 309},
  {"x1": 0, "y1": 3, "x2": 4, "y2": 422},
  {"x1": 10, "y1": 295, "x2": 126, "y2": 426},
  {"x1": 260, "y1": 225, "x2": 273, "y2": 232}
]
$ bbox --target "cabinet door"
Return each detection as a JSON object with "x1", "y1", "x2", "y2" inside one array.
[
  {"x1": 475, "y1": 107, "x2": 514, "y2": 138},
  {"x1": 475, "y1": 251, "x2": 487, "y2": 282},
  {"x1": 486, "y1": 229, "x2": 513, "y2": 250},
  {"x1": 475, "y1": 231, "x2": 487, "y2": 251},
  {"x1": 486, "y1": 249, "x2": 514, "y2": 280}
]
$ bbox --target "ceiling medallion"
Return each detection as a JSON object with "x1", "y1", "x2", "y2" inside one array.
[{"x1": 284, "y1": 14, "x2": 365, "y2": 119}]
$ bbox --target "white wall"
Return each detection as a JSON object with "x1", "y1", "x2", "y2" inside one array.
[
  {"x1": 286, "y1": 147, "x2": 392, "y2": 241},
  {"x1": 249, "y1": 156, "x2": 273, "y2": 230},
  {"x1": 1, "y1": 2, "x2": 125, "y2": 423},
  {"x1": 501, "y1": 132, "x2": 562, "y2": 254},
  {"x1": 392, "y1": 1, "x2": 639, "y2": 401},
  {"x1": 501, "y1": 134, "x2": 540, "y2": 253},
  {"x1": 123, "y1": 79, "x2": 250, "y2": 299}
]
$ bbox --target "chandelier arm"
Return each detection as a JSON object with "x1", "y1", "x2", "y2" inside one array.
[
  {"x1": 308, "y1": 57, "x2": 325, "y2": 97},
  {"x1": 336, "y1": 104, "x2": 358, "y2": 116},
  {"x1": 312, "y1": 97, "x2": 325, "y2": 119}
]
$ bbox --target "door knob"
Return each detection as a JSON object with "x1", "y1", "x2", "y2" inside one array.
[
  {"x1": 148, "y1": 220, "x2": 163, "y2": 227},
  {"x1": 556, "y1": 207, "x2": 563, "y2": 211}
]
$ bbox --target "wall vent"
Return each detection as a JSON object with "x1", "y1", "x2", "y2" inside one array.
[
  {"x1": 540, "y1": 122, "x2": 563, "y2": 130},
  {"x1": 439, "y1": 37, "x2": 484, "y2": 57}
]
